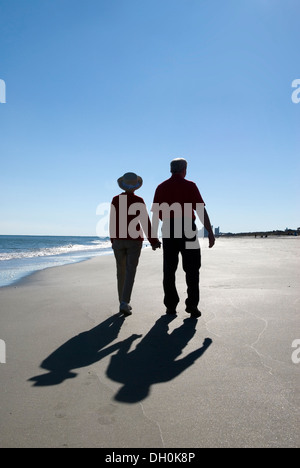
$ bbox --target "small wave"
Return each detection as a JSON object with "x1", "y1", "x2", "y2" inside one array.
[{"x1": 0, "y1": 240, "x2": 112, "y2": 261}]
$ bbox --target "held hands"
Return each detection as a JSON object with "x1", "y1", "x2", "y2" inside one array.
[{"x1": 152, "y1": 240, "x2": 162, "y2": 251}]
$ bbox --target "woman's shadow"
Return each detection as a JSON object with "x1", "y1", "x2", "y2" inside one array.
[
  {"x1": 106, "y1": 315, "x2": 212, "y2": 403},
  {"x1": 28, "y1": 313, "x2": 131, "y2": 386}
]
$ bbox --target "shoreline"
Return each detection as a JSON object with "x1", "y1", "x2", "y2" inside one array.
[
  {"x1": 1, "y1": 235, "x2": 298, "y2": 289},
  {"x1": 0, "y1": 250, "x2": 114, "y2": 289},
  {"x1": 0, "y1": 235, "x2": 112, "y2": 288}
]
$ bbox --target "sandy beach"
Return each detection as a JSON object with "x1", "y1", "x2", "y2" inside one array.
[{"x1": 0, "y1": 237, "x2": 299, "y2": 448}]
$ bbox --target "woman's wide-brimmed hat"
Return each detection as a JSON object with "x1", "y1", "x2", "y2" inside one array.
[{"x1": 117, "y1": 172, "x2": 143, "y2": 192}]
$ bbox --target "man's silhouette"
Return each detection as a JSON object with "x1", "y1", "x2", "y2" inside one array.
[{"x1": 152, "y1": 158, "x2": 215, "y2": 317}]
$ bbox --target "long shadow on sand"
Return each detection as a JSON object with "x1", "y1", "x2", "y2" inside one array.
[
  {"x1": 28, "y1": 313, "x2": 128, "y2": 386},
  {"x1": 28, "y1": 314, "x2": 212, "y2": 404},
  {"x1": 106, "y1": 315, "x2": 212, "y2": 403}
]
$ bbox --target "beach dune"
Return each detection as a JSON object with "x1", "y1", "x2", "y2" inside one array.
[{"x1": 0, "y1": 237, "x2": 299, "y2": 448}]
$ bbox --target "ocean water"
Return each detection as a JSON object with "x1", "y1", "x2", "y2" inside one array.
[{"x1": 0, "y1": 235, "x2": 113, "y2": 287}]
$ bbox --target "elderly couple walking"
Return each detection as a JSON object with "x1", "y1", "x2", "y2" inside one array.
[{"x1": 110, "y1": 158, "x2": 215, "y2": 318}]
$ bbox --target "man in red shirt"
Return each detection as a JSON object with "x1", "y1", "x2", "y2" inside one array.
[
  {"x1": 110, "y1": 172, "x2": 160, "y2": 316},
  {"x1": 152, "y1": 159, "x2": 215, "y2": 318}
]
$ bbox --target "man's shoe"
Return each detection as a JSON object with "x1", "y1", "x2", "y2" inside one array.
[
  {"x1": 166, "y1": 308, "x2": 177, "y2": 315},
  {"x1": 185, "y1": 306, "x2": 201, "y2": 318},
  {"x1": 120, "y1": 302, "x2": 133, "y2": 316}
]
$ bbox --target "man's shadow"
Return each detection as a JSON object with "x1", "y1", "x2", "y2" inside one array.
[
  {"x1": 28, "y1": 314, "x2": 130, "y2": 386},
  {"x1": 106, "y1": 315, "x2": 212, "y2": 404}
]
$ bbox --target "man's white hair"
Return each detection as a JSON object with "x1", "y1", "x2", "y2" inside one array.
[{"x1": 170, "y1": 158, "x2": 188, "y2": 174}]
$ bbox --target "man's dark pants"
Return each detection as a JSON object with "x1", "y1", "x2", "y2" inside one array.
[{"x1": 162, "y1": 236, "x2": 201, "y2": 310}]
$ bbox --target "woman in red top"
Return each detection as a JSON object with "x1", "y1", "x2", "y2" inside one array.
[{"x1": 110, "y1": 172, "x2": 160, "y2": 316}]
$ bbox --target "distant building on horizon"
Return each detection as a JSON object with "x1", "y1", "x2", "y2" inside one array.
[
  {"x1": 204, "y1": 226, "x2": 213, "y2": 238},
  {"x1": 199, "y1": 226, "x2": 220, "y2": 237}
]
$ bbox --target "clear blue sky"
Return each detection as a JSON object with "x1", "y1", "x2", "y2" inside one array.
[{"x1": 0, "y1": 0, "x2": 299, "y2": 235}]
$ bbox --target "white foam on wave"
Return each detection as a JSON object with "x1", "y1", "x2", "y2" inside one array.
[{"x1": 0, "y1": 240, "x2": 112, "y2": 261}]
